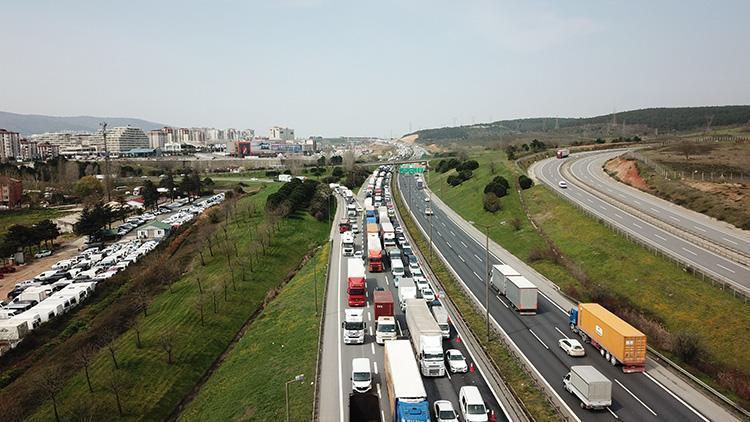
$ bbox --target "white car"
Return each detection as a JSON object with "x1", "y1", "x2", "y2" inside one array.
[
  {"x1": 414, "y1": 277, "x2": 429, "y2": 291},
  {"x1": 421, "y1": 286, "x2": 435, "y2": 302},
  {"x1": 558, "y1": 338, "x2": 585, "y2": 357},
  {"x1": 424, "y1": 207, "x2": 434, "y2": 216},
  {"x1": 445, "y1": 349, "x2": 468, "y2": 373},
  {"x1": 424, "y1": 196, "x2": 431, "y2": 202},
  {"x1": 34, "y1": 249, "x2": 52, "y2": 258},
  {"x1": 395, "y1": 226, "x2": 404, "y2": 234},
  {"x1": 434, "y1": 400, "x2": 459, "y2": 422},
  {"x1": 353, "y1": 250, "x2": 364, "y2": 259},
  {"x1": 352, "y1": 224, "x2": 360, "y2": 233},
  {"x1": 558, "y1": 180, "x2": 568, "y2": 189}
]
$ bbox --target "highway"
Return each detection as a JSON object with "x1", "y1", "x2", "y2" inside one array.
[
  {"x1": 534, "y1": 152, "x2": 750, "y2": 293},
  {"x1": 318, "y1": 175, "x2": 506, "y2": 421},
  {"x1": 397, "y1": 171, "x2": 725, "y2": 422}
]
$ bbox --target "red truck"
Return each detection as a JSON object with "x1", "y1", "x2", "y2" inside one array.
[
  {"x1": 374, "y1": 290, "x2": 395, "y2": 319},
  {"x1": 339, "y1": 218, "x2": 351, "y2": 233},
  {"x1": 347, "y1": 258, "x2": 367, "y2": 306}
]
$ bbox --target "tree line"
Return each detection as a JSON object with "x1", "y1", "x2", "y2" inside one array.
[{"x1": 0, "y1": 220, "x2": 61, "y2": 257}]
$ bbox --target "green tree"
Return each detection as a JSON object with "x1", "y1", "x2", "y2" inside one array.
[
  {"x1": 36, "y1": 220, "x2": 61, "y2": 249},
  {"x1": 483, "y1": 192, "x2": 502, "y2": 213},
  {"x1": 141, "y1": 180, "x2": 160, "y2": 209},
  {"x1": 160, "y1": 173, "x2": 176, "y2": 202},
  {"x1": 75, "y1": 203, "x2": 112, "y2": 237},
  {"x1": 75, "y1": 176, "x2": 104, "y2": 201}
]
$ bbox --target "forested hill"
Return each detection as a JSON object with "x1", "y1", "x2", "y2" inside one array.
[{"x1": 409, "y1": 105, "x2": 750, "y2": 144}]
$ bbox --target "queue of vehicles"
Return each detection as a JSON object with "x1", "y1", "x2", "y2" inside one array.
[
  {"x1": 338, "y1": 166, "x2": 495, "y2": 421},
  {"x1": 0, "y1": 193, "x2": 225, "y2": 349}
]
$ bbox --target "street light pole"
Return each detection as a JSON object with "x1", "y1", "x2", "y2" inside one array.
[
  {"x1": 285, "y1": 374, "x2": 305, "y2": 422},
  {"x1": 101, "y1": 122, "x2": 111, "y2": 202},
  {"x1": 484, "y1": 224, "x2": 490, "y2": 342}
]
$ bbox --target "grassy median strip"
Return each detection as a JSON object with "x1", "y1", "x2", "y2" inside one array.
[
  {"x1": 28, "y1": 189, "x2": 330, "y2": 421},
  {"x1": 394, "y1": 180, "x2": 561, "y2": 421},
  {"x1": 179, "y1": 242, "x2": 328, "y2": 421},
  {"x1": 430, "y1": 150, "x2": 750, "y2": 407}
]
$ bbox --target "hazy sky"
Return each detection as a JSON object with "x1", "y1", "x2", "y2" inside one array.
[{"x1": 2, "y1": 0, "x2": 749, "y2": 137}]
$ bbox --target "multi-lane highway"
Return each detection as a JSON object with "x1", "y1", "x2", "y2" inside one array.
[
  {"x1": 397, "y1": 171, "x2": 736, "y2": 422},
  {"x1": 318, "y1": 176, "x2": 506, "y2": 421},
  {"x1": 534, "y1": 152, "x2": 750, "y2": 293}
]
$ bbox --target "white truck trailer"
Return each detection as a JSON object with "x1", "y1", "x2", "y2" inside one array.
[
  {"x1": 563, "y1": 365, "x2": 612, "y2": 410},
  {"x1": 505, "y1": 275, "x2": 538, "y2": 314},
  {"x1": 430, "y1": 302, "x2": 451, "y2": 338},
  {"x1": 397, "y1": 278, "x2": 417, "y2": 311},
  {"x1": 490, "y1": 264, "x2": 520, "y2": 293},
  {"x1": 405, "y1": 298, "x2": 445, "y2": 377}
]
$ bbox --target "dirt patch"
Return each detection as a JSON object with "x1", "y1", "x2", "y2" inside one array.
[
  {"x1": 604, "y1": 157, "x2": 652, "y2": 192},
  {"x1": 400, "y1": 134, "x2": 419, "y2": 144},
  {"x1": 683, "y1": 180, "x2": 746, "y2": 202}
]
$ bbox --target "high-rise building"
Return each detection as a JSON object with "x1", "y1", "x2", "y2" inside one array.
[
  {"x1": 94, "y1": 127, "x2": 149, "y2": 153},
  {"x1": 270, "y1": 126, "x2": 294, "y2": 141},
  {"x1": 36, "y1": 142, "x2": 60, "y2": 160},
  {"x1": 30, "y1": 132, "x2": 98, "y2": 155},
  {"x1": 19, "y1": 139, "x2": 39, "y2": 161},
  {"x1": 147, "y1": 130, "x2": 168, "y2": 149},
  {"x1": 0, "y1": 129, "x2": 21, "y2": 159}
]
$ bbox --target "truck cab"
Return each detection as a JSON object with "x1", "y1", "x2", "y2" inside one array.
[
  {"x1": 342, "y1": 309, "x2": 366, "y2": 344},
  {"x1": 376, "y1": 316, "x2": 397, "y2": 344},
  {"x1": 341, "y1": 232, "x2": 355, "y2": 256}
]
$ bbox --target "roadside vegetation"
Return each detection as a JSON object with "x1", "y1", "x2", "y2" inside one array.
[
  {"x1": 429, "y1": 149, "x2": 750, "y2": 407},
  {"x1": 0, "y1": 183, "x2": 331, "y2": 420},
  {"x1": 393, "y1": 179, "x2": 561, "y2": 421},
  {"x1": 180, "y1": 243, "x2": 329, "y2": 421}
]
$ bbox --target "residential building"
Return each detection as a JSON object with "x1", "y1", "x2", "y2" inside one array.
[
  {"x1": 0, "y1": 176, "x2": 23, "y2": 208},
  {"x1": 147, "y1": 130, "x2": 168, "y2": 149},
  {"x1": 270, "y1": 126, "x2": 294, "y2": 141},
  {"x1": 0, "y1": 129, "x2": 21, "y2": 159},
  {"x1": 94, "y1": 126, "x2": 149, "y2": 154},
  {"x1": 19, "y1": 139, "x2": 39, "y2": 161},
  {"x1": 30, "y1": 132, "x2": 99, "y2": 155},
  {"x1": 36, "y1": 142, "x2": 60, "y2": 160}
]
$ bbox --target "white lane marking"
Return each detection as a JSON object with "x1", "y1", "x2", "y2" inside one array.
[
  {"x1": 644, "y1": 372, "x2": 710, "y2": 422},
  {"x1": 539, "y1": 291, "x2": 567, "y2": 314},
  {"x1": 472, "y1": 271, "x2": 482, "y2": 280},
  {"x1": 474, "y1": 254, "x2": 482, "y2": 261},
  {"x1": 442, "y1": 222, "x2": 447, "y2": 227},
  {"x1": 554, "y1": 326, "x2": 569, "y2": 339},
  {"x1": 446, "y1": 242, "x2": 452, "y2": 249},
  {"x1": 381, "y1": 410, "x2": 385, "y2": 422},
  {"x1": 459, "y1": 255, "x2": 466, "y2": 263},
  {"x1": 654, "y1": 234, "x2": 667, "y2": 241},
  {"x1": 450, "y1": 230, "x2": 455, "y2": 236},
  {"x1": 367, "y1": 311, "x2": 371, "y2": 321},
  {"x1": 681, "y1": 247, "x2": 698, "y2": 256},
  {"x1": 607, "y1": 407, "x2": 619, "y2": 419},
  {"x1": 461, "y1": 241, "x2": 468, "y2": 248},
  {"x1": 369, "y1": 326, "x2": 373, "y2": 336},
  {"x1": 385, "y1": 276, "x2": 389, "y2": 286},
  {"x1": 723, "y1": 237, "x2": 739, "y2": 245},
  {"x1": 633, "y1": 222, "x2": 643, "y2": 229},
  {"x1": 436, "y1": 231, "x2": 442, "y2": 237},
  {"x1": 336, "y1": 248, "x2": 344, "y2": 421},
  {"x1": 693, "y1": 226, "x2": 707, "y2": 233},
  {"x1": 614, "y1": 214, "x2": 623, "y2": 219},
  {"x1": 599, "y1": 205, "x2": 607, "y2": 211},
  {"x1": 396, "y1": 320, "x2": 403, "y2": 336},
  {"x1": 716, "y1": 263, "x2": 737, "y2": 274},
  {"x1": 446, "y1": 369, "x2": 452, "y2": 380},
  {"x1": 650, "y1": 207, "x2": 660, "y2": 213},
  {"x1": 633, "y1": 199, "x2": 640, "y2": 205},
  {"x1": 371, "y1": 342, "x2": 375, "y2": 354},
  {"x1": 376, "y1": 383, "x2": 382, "y2": 398},
  {"x1": 669, "y1": 215, "x2": 680, "y2": 222},
  {"x1": 615, "y1": 379, "x2": 657, "y2": 416},
  {"x1": 586, "y1": 198, "x2": 594, "y2": 204},
  {"x1": 528, "y1": 329, "x2": 549, "y2": 349},
  {"x1": 373, "y1": 361, "x2": 378, "y2": 375}
]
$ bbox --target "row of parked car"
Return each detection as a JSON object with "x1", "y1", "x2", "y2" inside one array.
[{"x1": 0, "y1": 192, "x2": 226, "y2": 347}]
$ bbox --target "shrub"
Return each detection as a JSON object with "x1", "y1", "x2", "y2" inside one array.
[
  {"x1": 483, "y1": 176, "x2": 509, "y2": 198},
  {"x1": 518, "y1": 175, "x2": 534, "y2": 190},
  {"x1": 457, "y1": 160, "x2": 479, "y2": 171},
  {"x1": 492, "y1": 176, "x2": 509, "y2": 189},
  {"x1": 447, "y1": 175, "x2": 463, "y2": 186},
  {"x1": 483, "y1": 192, "x2": 501, "y2": 213},
  {"x1": 457, "y1": 169, "x2": 473, "y2": 181},
  {"x1": 265, "y1": 170, "x2": 280, "y2": 177},
  {"x1": 332, "y1": 167, "x2": 344, "y2": 177},
  {"x1": 672, "y1": 331, "x2": 704, "y2": 364}
]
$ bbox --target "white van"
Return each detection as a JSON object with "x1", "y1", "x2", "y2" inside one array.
[
  {"x1": 351, "y1": 358, "x2": 372, "y2": 393},
  {"x1": 459, "y1": 386, "x2": 488, "y2": 422},
  {"x1": 390, "y1": 258, "x2": 405, "y2": 277}
]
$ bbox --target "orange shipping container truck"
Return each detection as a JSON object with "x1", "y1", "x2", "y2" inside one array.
[
  {"x1": 569, "y1": 303, "x2": 647, "y2": 373},
  {"x1": 366, "y1": 223, "x2": 379, "y2": 234}
]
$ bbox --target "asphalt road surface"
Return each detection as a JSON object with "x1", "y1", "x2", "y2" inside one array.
[
  {"x1": 318, "y1": 180, "x2": 506, "y2": 422},
  {"x1": 399, "y1": 172, "x2": 714, "y2": 422},
  {"x1": 534, "y1": 153, "x2": 750, "y2": 293}
]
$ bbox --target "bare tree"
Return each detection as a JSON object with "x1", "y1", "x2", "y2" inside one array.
[
  {"x1": 133, "y1": 287, "x2": 150, "y2": 317},
  {"x1": 211, "y1": 287, "x2": 219, "y2": 313},
  {"x1": 37, "y1": 367, "x2": 65, "y2": 422},
  {"x1": 158, "y1": 333, "x2": 175, "y2": 365},
  {"x1": 206, "y1": 238, "x2": 214, "y2": 256},
  {"x1": 489, "y1": 161, "x2": 497, "y2": 175},
  {"x1": 196, "y1": 276, "x2": 203, "y2": 294},
  {"x1": 343, "y1": 150, "x2": 356, "y2": 172},
  {"x1": 198, "y1": 248, "x2": 206, "y2": 266},
  {"x1": 75, "y1": 345, "x2": 96, "y2": 393},
  {"x1": 102, "y1": 332, "x2": 119, "y2": 369},
  {"x1": 676, "y1": 142, "x2": 701, "y2": 160},
  {"x1": 132, "y1": 319, "x2": 143, "y2": 349},
  {"x1": 104, "y1": 370, "x2": 125, "y2": 416}
]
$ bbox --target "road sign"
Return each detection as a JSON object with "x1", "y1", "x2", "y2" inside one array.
[{"x1": 399, "y1": 167, "x2": 425, "y2": 174}]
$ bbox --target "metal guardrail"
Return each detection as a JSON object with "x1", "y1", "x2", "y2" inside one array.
[{"x1": 558, "y1": 158, "x2": 750, "y2": 300}]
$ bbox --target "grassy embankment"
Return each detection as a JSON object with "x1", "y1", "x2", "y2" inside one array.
[
  {"x1": 394, "y1": 180, "x2": 561, "y2": 421},
  {"x1": 28, "y1": 189, "x2": 330, "y2": 420},
  {"x1": 180, "y1": 243, "x2": 329, "y2": 421},
  {"x1": 430, "y1": 150, "x2": 750, "y2": 406},
  {"x1": 0, "y1": 208, "x2": 69, "y2": 234}
]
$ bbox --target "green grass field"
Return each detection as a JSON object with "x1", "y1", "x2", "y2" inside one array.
[
  {"x1": 0, "y1": 207, "x2": 69, "y2": 234},
  {"x1": 180, "y1": 243, "x2": 329, "y2": 421},
  {"x1": 430, "y1": 151, "x2": 750, "y2": 405},
  {"x1": 28, "y1": 189, "x2": 331, "y2": 421}
]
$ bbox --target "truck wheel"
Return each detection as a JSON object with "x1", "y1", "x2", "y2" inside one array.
[
  {"x1": 611, "y1": 356, "x2": 617, "y2": 366},
  {"x1": 605, "y1": 351, "x2": 611, "y2": 361},
  {"x1": 600, "y1": 348, "x2": 606, "y2": 357},
  {"x1": 580, "y1": 402, "x2": 586, "y2": 409},
  {"x1": 569, "y1": 324, "x2": 575, "y2": 332},
  {"x1": 580, "y1": 333, "x2": 588, "y2": 343}
]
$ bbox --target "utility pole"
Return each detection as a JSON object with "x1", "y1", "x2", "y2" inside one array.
[
  {"x1": 101, "y1": 122, "x2": 112, "y2": 202},
  {"x1": 484, "y1": 224, "x2": 490, "y2": 342}
]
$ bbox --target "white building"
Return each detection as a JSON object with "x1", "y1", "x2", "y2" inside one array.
[
  {"x1": 95, "y1": 127, "x2": 150, "y2": 154},
  {"x1": 270, "y1": 126, "x2": 294, "y2": 141},
  {"x1": 19, "y1": 139, "x2": 39, "y2": 161},
  {"x1": 147, "y1": 130, "x2": 168, "y2": 149},
  {"x1": 31, "y1": 132, "x2": 99, "y2": 155},
  {"x1": 0, "y1": 129, "x2": 21, "y2": 159}
]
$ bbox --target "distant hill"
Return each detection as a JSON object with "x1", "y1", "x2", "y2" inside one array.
[
  {"x1": 0, "y1": 111, "x2": 166, "y2": 136},
  {"x1": 409, "y1": 105, "x2": 750, "y2": 144}
]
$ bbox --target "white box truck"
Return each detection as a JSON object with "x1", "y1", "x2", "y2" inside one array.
[
  {"x1": 563, "y1": 365, "x2": 612, "y2": 410},
  {"x1": 490, "y1": 264, "x2": 520, "y2": 293},
  {"x1": 505, "y1": 275, "x2": 538, "y2": 314},
  {"x1": 405, "y1": 298, "x2": 445, "y2": 377},
  {"x1": 341, "y1": 232, "x2": 355, "y2": 256},
  {"x1": 430, "y1": 302, "x2": 451, "y2": 338},
  {"x1": 380, "y1": 222, "x2": 396, "y2": 248},
  {"x1": 383, "y1": 340, "x2": 430, "y2": 421},
  {"x1": 398, "y1": 278, "x2": 417, "y2": 312},
  {"x1": 390, "y1": 258, "x2": 405, "y2": 277}
]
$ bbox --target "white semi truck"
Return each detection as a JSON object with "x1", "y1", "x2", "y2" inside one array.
[
  {"x1": 342, "y1": 308, "x2": 366, "y2": 345},
  {"x1": 405, "y1": 298, "x2": 445, "y2": 377}
]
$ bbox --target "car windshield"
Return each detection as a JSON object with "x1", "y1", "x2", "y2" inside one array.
[
  {"x1": 377, "y1": 324, "x2": 396, "y2": 332},
  {"x1": 468, "y1": 404, "x2": 486, "y2": 415},
  {"x1": 439, "y1": 409, "x2": 457, "y2": 419},
  {"x1": 449, "y1": 353, "x2": 464, "y2": 361},
  {"x1": 409, "y1": 256, "x2": 418, "y2": 263},
  {"x1": 344, "y1": 322, "x2": 364, "y2": 330},
  {"x1": 352, "y1": 372, "x2": 370, "y2": 382}
]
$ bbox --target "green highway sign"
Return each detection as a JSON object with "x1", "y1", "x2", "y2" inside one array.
[{"x1": 399, "y1": 167, "x2": 425, "y2": 174}]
